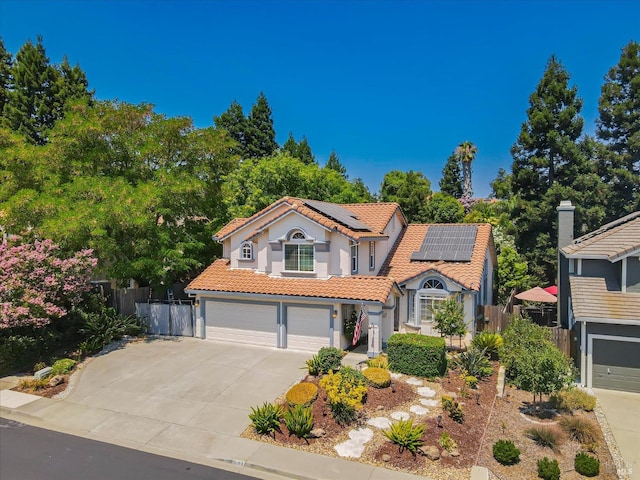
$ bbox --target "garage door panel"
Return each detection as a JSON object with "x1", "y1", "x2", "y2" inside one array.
[
  {"x1": 286, "y1": 306, "x2": 331, "y2": 352},
  {"x1": 592, "y1": 339, "x2": 640, "y2": 393},
  {"x1": 205, "y1": 300, "x2": 277, "y2": 348}
]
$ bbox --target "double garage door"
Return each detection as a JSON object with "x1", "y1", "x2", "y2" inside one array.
[
  {"x1": 204, "y1": 300, "x2": 333, "y2": 352},
  {"x1": 591, "y1": 336, "x2": 640, "y2": 393}
]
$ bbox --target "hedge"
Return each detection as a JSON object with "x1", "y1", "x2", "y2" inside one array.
[{"x1": 387, "y1": 333, "x2": 447, "y2": 377}]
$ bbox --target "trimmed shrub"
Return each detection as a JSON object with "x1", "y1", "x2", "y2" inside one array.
[
  {"x1": 550, "y1": 388, "x2": 596, "y2": 412},
  {"x1": 442, "y1": 395, "x2": 465, "y2": 423},
  {"x1": 249, "y1": 402, "x2": 284, "y2": 436},
  {"x1": 285, "y1": 382, "x2": 318, "y2": 407},
  {"x1": 493, "y1": 439, "x2": 520, "y2": 465},
  {"x1": 525, "y1": 426, "x2": 564, "y2": 451},
  {"x1": 363, "y1": 367, "x2": 391, "y2": 388},
  {"x1": 472, "y1": 331, "x2": 503, "y2": 359},
  {"x1": 383, "y1": 419, "x2": 425, "y2": 455},
  {"x1": 284, "y1": 404, "x2": 314, "y2": 439},
  {"x1": 537, "y1": 457, "x2": 561, "y2": 480},
  {"x1": 387, "y1": 333, "x2": 446, "y2": 377},
  {"x1": 574, "y1": 452, "x2": 599, "y2": 477},
  {"x1": 366, "y1": 353, "x2": 389, "y2": 370},
  {"x1": 51, "y1": 358, "x2": 76, "y2": 375},
  {"x1": 465, "y1": 375, "x2": 478, "y2": 389},
  {"x1": 339, "y1": 366, "x2": 367, "y2": 386},
  {"x1": 558, "y1": 415, "x2": 598, "y2": 444},
  {"x1": 316, "y1": 347, "x2": 343, "y2": 374}
]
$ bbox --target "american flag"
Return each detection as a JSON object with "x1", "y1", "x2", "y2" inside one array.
[{"x1": 352, "y1": 304, "x2": 367, "y2": 346}]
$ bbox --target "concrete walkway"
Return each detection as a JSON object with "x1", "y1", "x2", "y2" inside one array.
[
  {"x1": 1, "y1": 337, "x2": 430, "y2": 480},
  {"x1": 593, "y1": 388, "x2": 640, "y2": 480}
]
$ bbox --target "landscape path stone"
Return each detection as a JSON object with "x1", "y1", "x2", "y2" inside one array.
[
  {"x1": 409, "y1": 405, "x2": 428, "y2": 415},
  {"x1": 420, "y1": 399, "x2": 439, "y2": 407},
  {"x1": 334, "y1": 428, "x2": 374, "y2": 458},
  {"x1": 417, "y1": 387, "x2": 437, "y2": 398},
  {"x1": 390, "y1": 411, "x2": 410, "y2": 421},
  {"x1": 405, "y1": 377, "x2": 423, "y2": 386},
  {"x1": 367, "y1": 417, "x2": 392, "y2": 429}
]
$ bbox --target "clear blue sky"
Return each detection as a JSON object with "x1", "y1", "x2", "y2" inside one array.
[{"x1": 1, "y1": 0, "x2": 638, "y2": 197}]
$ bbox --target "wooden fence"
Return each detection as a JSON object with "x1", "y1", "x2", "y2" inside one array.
[{"x1": 476, "y1": 304, "x2": 571, "y2": 357}]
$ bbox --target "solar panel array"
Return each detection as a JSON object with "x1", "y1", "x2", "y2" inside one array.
[
  {"x1": 410, "y1": 225, "x2": 477, "y2": 262},
  {"x1": 304, "y1": 199, "x2": 371, "y2": 231}
]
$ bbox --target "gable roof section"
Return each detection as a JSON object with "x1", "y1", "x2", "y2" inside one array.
[
  {"x1": 562, "y1": 211, "x2": 640, "y2": 262},
  {"x1": 186, "y1": 259, "x2": 399, "y2": 304},
  {"x1": 379, "y1": 223, "x2": 493, "y2": 291},
  {"x1": 569, "y1": 275, "x2": 640, "y2": 322},
  {"x1": 214, "y1": 197, "x2": 403, "y2": 242}
]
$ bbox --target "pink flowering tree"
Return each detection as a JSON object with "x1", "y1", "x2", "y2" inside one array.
[{"x1": 0, "y1": 239, "x2": 97, "y2": 329}]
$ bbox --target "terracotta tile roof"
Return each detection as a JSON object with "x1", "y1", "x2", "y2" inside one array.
[
  {"x1": 569, "y1": 276, "x2": 640, "y2": 321},
  {"x1": 378, "y1": 223, "x2": 494, "y2": 291},
  {"x1": 562, "y1": 211, "x2": 640, "y2": 261},
  {"x1": 215, "y1": 197, "x2": 403, "y2": 242},
  {"x1": 186, "y1": 259, "x2": 398, "y2": 304}
]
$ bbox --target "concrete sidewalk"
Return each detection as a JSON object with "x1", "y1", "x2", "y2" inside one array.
[{"x1": 1, "y1": 338, "x2": 430, "y2": 480}]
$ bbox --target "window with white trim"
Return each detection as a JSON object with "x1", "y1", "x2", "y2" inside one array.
[
  {"x1": 413, "y1": 277, "x2": 448, "y2": 325},
  {"x1": 284, "y1": 230, "x2": 314, "y2": 272},
  {"x1": 240, "y1": 242, "x2": 253, "y2": 260},
  {"x1": 369, "y1": 241, "x2": 375, "y2": 270},
  {"x1": 351, "y1": 243, "x2": 358, "y2": 273}
]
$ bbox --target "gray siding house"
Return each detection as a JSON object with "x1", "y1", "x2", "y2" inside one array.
[{"x1": 558, "y1": 202, "x2": 640, "y2": 393}]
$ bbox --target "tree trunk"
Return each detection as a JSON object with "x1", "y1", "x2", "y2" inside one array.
[{"x1": 462, "y1": 161, "x2": 472, "y2": 199}]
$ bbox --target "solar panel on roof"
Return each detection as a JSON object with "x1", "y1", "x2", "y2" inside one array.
[
  {"x1": 410, "y1": 225, "x2": 477, "y2": 262},
  {"x1": 303, "y1": 199, "x2": 371, "y2": 231}
]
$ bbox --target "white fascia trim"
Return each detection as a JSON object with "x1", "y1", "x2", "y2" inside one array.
[
  {"x1": 578, "y1": 317, "x2": 640, "y2": 325},
  {"x1": 184, "y1": 289, "x2": 385, "y2": 306}
]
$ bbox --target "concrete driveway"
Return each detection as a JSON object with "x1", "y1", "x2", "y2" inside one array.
[
  {"x1": 8, "y1": 337, "x2": 312, "y2": 460},
  {"x1": 593, "y1": 388, "x2": 640, "y2": 480}
]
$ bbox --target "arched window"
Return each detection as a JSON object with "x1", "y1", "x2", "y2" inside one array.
[
  {"x1": 412, "y1": 277, "x2": 449, "y2": 324},
  {"x1": 240, "y1": 242, "x2": 253, "y2": 260},
  {"x1": 284, "y1": 229, "x2": 314, "y2": 272}
]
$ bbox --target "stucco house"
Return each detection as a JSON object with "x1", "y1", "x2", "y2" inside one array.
[
  {"x1": 557, "y1": 201, "x2": 640, "y2": 393},
  {"x1": 186, "y1": 197, "x2": 495, "y2": 356}
]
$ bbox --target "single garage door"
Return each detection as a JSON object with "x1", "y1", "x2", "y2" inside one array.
[
  {"x1": 205, "y1": 300, "x2": 278, "y2": 347},
  {"x1": 592, "y1": 338, "x2": 640, "y2": 393},
  {"x1": 286, "y1": 306, "x2": 332, "y2": 352}
]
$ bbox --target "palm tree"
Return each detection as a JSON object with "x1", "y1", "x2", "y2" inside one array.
[{"x1": 455, "y1": 141, "x2": 477, "y2": 200}]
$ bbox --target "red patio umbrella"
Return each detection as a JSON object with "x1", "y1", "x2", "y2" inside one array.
[
  {"x1": 515, "y1": 286, "x2": 557, "y2": 303},
  {"x1": 543, "y1": 285, "x2": 558, "y2": 295}
]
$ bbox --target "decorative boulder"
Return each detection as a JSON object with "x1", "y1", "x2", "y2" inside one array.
[
  {"x1": 47, "y1": 375, "x2": 65, "y2": 387},
  {"x1": 419, "y1": 445, "x2": 440, "y2": 461},
  {"x1": 309, "y1": 428, "x2": 326, "y2": 438}
]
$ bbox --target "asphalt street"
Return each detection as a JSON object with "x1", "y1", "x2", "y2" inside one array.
[{"x1": 0, "y1": 417, "x2": 258, "y2": 480}]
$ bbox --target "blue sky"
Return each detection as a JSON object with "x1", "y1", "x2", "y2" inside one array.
[{"x1": 1, "y1": 1, "x2": 638, "y2": 197}]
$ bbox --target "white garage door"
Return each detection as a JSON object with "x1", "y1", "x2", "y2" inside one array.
[
  {"x1": 205, "y1": 300, "x2": 278, "y2": 347},
  {"x1": 286, "y1": 306, "x2": 331, "y2": 352}
]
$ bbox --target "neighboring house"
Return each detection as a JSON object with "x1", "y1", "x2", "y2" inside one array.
[
  {"x1": 557, "y1": 201, "x2": 640, "y2": 393},
  {"x1": 186, "y1": 197, "x2": 495, "y2": 355}
]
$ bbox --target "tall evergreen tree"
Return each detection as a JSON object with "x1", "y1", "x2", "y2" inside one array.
[
  {"x1": 325, "y1": 149, "x2": 347, "y2": 178},
  {"x1": 439, "y1": 152, "x2": 463, "y2": 197},
  {"x1": 379, "y1": 170, "x2": 432, "y2": 223},
  {"x1": 282, "y1": 132, "x2": 315, "y2": 164},
  {"x1": 0, "y1": 38, "x2": 13, "y2": 117},
  {"x1": 596, "y1": 41, "x2": 640, "y2": 218},
  {"x1": 509, "y1": 55, "x2": 594, "y2": 283},
  {"x1": 213, "y1": 100, "x2": 247, "y2": 157},
  {"x1": 245, "y1": 91, "x2": 277, "y2": 158}
]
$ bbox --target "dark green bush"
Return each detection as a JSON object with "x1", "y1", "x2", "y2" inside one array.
[
  {"x1": 249, "y1": 402, "x2": 284, "y2": 436},
  {"x1": 537, "y1": 457, "x2": 560, "y2": 480},
  {"x1": 493, "y1": 439, "x2": 520, "y2": 465},
  {"x1": 316, "y1": 347, "x2": 343, "y2": 374},
  {"x1": 284, "y1": 404, "x2": 314, "y2": 439},
  {"x1": 328, "y1": 400, "x2": 357, "y2": 425},
  {"x1": 387, "y1": 333, "x2": 446, "y2": 377},
  {"x1": 574, "y1": 452, "x2": 599, "y2": 477},
  {"x1": 79, "y1": 307, "x2": 144, "y2": 355},
  {"x1": 0, "y1": 327, "x2": 61, "y2": 376},
  {"x1": 338, "y1": 365, "x2": 367, "y2": 387}
]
